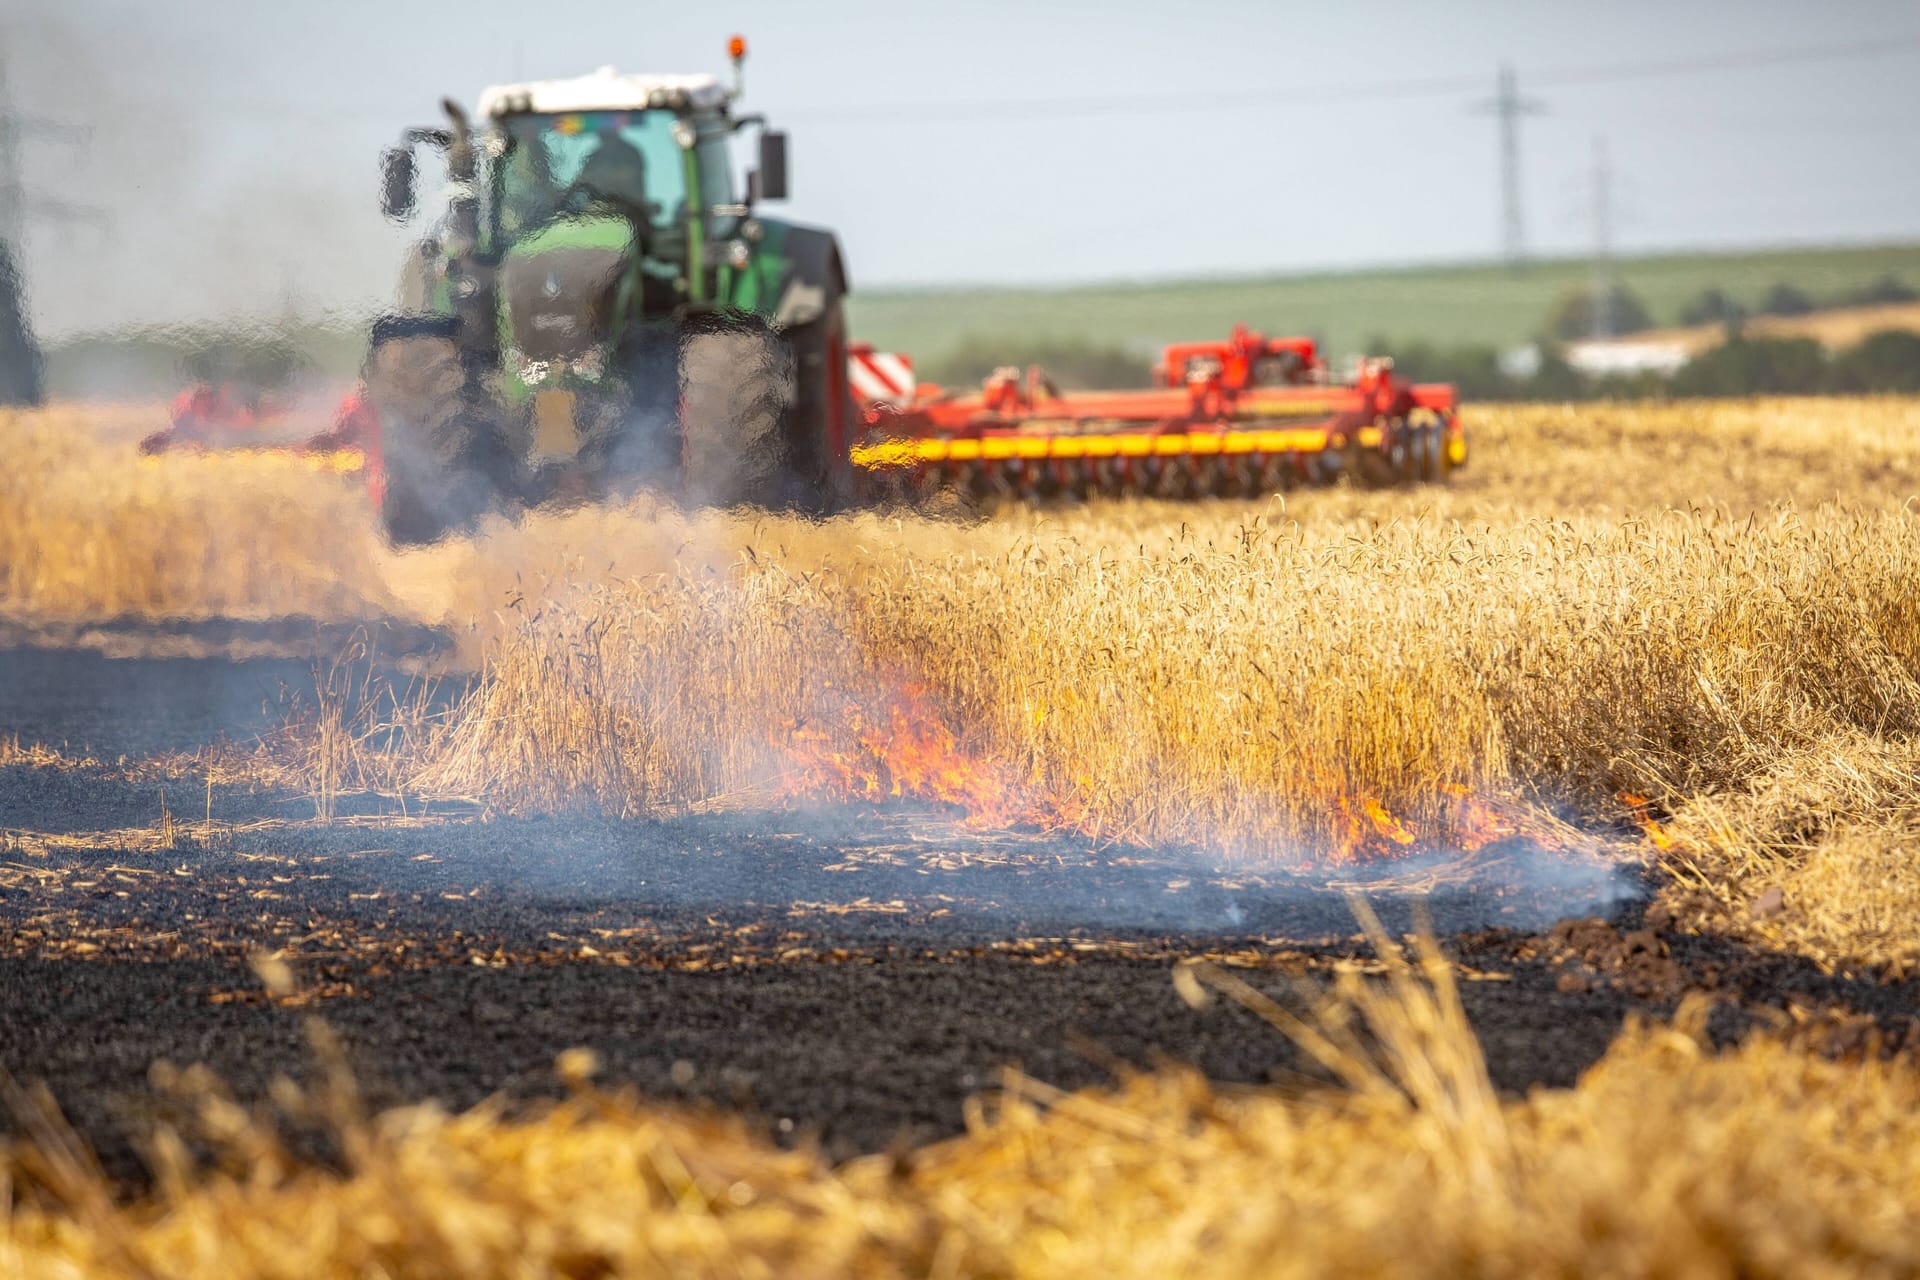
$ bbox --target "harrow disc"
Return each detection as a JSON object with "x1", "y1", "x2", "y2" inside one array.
[{"x1": 1415, "y1": 423, "x2": 1443, "y2": 482}]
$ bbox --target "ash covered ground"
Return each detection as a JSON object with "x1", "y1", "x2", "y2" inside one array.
[{"x1": 2, "y1": 646, "x2": 1915, "y2": 1185}]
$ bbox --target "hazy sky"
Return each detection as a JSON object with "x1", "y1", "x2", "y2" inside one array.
[{"x1": 6, "y1": 0, "x2": 1919, "y2": 336}]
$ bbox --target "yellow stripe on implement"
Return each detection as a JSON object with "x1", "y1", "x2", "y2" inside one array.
[
  {"x1": 850, "y1": 429, "x2": 1332, "y2": 470},
  {"x1": 1239, "y1": 397, "x2": 1338, "y2": 417}
]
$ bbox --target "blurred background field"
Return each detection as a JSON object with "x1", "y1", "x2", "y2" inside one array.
[
  {"x1": 847, "y1": 241, "x2": 1920, "y2": 375},
  {"x1": 40, "y1": 241, "x2": 1920, "y2": 399}
]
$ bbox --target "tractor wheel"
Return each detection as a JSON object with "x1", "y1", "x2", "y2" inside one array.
[
  {"x1": 785, "y1": 292, "x2": 857, "y2": 509},
  {"x1": 363, "y1": 320, "x2": 512, "y2": 545},
  {"x1": 678, "y1": 312, "x2": 796, "y2": 509}
]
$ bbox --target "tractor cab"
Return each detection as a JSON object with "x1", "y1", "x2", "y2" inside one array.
[
  {"x1": 471, "y1": 68, "x2": 785, "y2": 287},
  {"x1": 378, "y1": 53, "x2": 791, "y2": 400}
]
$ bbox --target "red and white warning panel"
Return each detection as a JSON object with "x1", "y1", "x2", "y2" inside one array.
[{"x1": 847, "y1": 344, "x2": 916, "y2": 407}]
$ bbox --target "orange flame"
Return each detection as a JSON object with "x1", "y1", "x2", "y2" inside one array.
[
  {"x1": 782, "y1": 682, "x2": 1086, "y2": 832},
  {"x1": 781, "y1": 683, "x2": 1529, "y2": 864},
  {"x1": 1619, "y1": 792, "x2": 1679, "y2": 852},
  {"x1": 1324, "y1": 784, "x2": 1522, "y2": 865}
]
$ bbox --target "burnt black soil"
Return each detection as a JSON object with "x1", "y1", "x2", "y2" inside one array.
[
  {"x1": 0, "y1": 641, "x2": 456, "y2": 758},
  {"x1": 3, "y1": 658, "x2": 1918, "y2": 1187}
]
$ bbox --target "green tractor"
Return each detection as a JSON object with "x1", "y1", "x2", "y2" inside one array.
[{"x1": 363, "y1": 38, "x2": 854, "y2": 543}]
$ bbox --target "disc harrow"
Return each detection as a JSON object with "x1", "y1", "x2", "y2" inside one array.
[{"x1": 850, "y1": 324, "x2": 1464, "y2": 501}]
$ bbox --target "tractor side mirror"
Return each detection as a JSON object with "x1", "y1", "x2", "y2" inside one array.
[
  {"x1": 757, "y1": 131, "x2": 789, "y2": 201},
  {"x1": 381, "y1": 147, "x2": 418, "y2": 220}
]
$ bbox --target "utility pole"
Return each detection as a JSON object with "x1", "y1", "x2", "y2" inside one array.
[
  {"x1": 0, "y1": 56, "x2": 101, "y2": 252},
  {"x1": 0, "y1": 50, "x2": 103, "y2": 405},
  {"x1": 1588, "y1": 136, "x2": 1614, "y2": 340},
  {"x1": 1471, "y1": 63, "x2": 1548, "y2": 274}
]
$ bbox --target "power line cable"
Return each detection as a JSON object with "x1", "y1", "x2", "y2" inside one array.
[
  {"x1": 779, "y1": 32, "x2": 1920, "y2": 123},
  {"x1": 190, "y1": 31, "x2": 1920, "y2": 124}
]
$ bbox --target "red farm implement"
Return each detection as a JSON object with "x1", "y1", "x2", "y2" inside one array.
[{"x1": 848, "y1": 324, "x2": 1465, "y2": 501}]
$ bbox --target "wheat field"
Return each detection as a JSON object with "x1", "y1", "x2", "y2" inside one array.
[
  {"x1": 8, "y1": 397, "x2": 1920, "y2": 961},
  {"x1": 5, "y1": 395, "x2": 1920, "y2": 1275}
]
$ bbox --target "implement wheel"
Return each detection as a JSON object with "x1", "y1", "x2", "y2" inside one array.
[
  {"x1": 1409, "y1": 409, "x2": 1443, "y2": 483},
  {"x1": 1352, "y1": 420, "x2": 1405, "y2": 488}
]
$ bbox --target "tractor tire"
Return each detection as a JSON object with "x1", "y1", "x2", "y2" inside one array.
[
  {"x1": 362, "y1": 320, "x2": 512, "y2": 545},
  {"x1": 678, "y1": 312, "x2": 797, "y2": 509},
  {"x1": 785, "y1": 292, "x2": 858, "y2": 509}
]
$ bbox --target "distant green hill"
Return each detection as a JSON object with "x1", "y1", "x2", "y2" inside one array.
[
  {"x1": 43, "y1": 241, "x2": 1920, "y2": 397},
  {"x1": 845, "y1": 242, "x2": 1920, "y2": 366}
]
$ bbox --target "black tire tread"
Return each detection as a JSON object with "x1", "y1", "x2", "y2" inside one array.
[
  {"x1": 678, "y1": 314, "x2": 795, "y2": 508},
  {"x1": 364, "y1": 333, "x2": 506, "y2": 544}
]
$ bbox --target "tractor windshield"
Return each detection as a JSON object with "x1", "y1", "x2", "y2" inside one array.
[{"x1": 493, "y1": 110, "x2": 688, "y2": 243}]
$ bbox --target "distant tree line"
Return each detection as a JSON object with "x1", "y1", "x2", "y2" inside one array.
[
  {"x1": 924, "y1": 325, "x2": 1920, "y2": 405},
  {"x1": 1381, "y1": 271, "x2": 1920, "y2": 400},
  {"x1": 919, "y1": 336, "x2": 1153, "y2": 391},
  {"x1": 44, "y1": 323, "x2": 362, "y2": 400},
  {"x1": 1549, "y1": 273, "x2": 1919, "y2": 341},
  {"x1": 1678, "y1": 273, "x2": 1918, "y2": 327},
  {"x1": 1377, "y1": 328, "x2": 1920, "y2": 401}
]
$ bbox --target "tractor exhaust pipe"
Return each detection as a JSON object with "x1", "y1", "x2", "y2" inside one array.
[{"x1": 440, "y1": 98, "x2": 478, "y2": 248}]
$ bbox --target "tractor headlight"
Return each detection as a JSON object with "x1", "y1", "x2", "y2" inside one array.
[
  {"x1": 516, "y1": 353, "x2": 551, "y2": 386},
  {"x1": 571, "y1": 346, "x2": 606, "y2": 379},
  {"x1": 726, "y1": 239, "x2": 751, "y2": 269}
]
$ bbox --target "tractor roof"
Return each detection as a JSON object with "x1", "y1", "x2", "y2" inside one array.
[{"x1": 477, "y1": 67, "x2": 730, "y2": 119}]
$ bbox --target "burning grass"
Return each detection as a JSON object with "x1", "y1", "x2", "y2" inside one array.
[
  {"x1": 409, "y1": 503, "x2": 1920, "y2": 896},
  {"x1": 9, "y1": 397, "x2": 1920, "y2": 961},
  {"x1": 5, "y1": 924, "x2": 1919, "y2": 1277}
]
